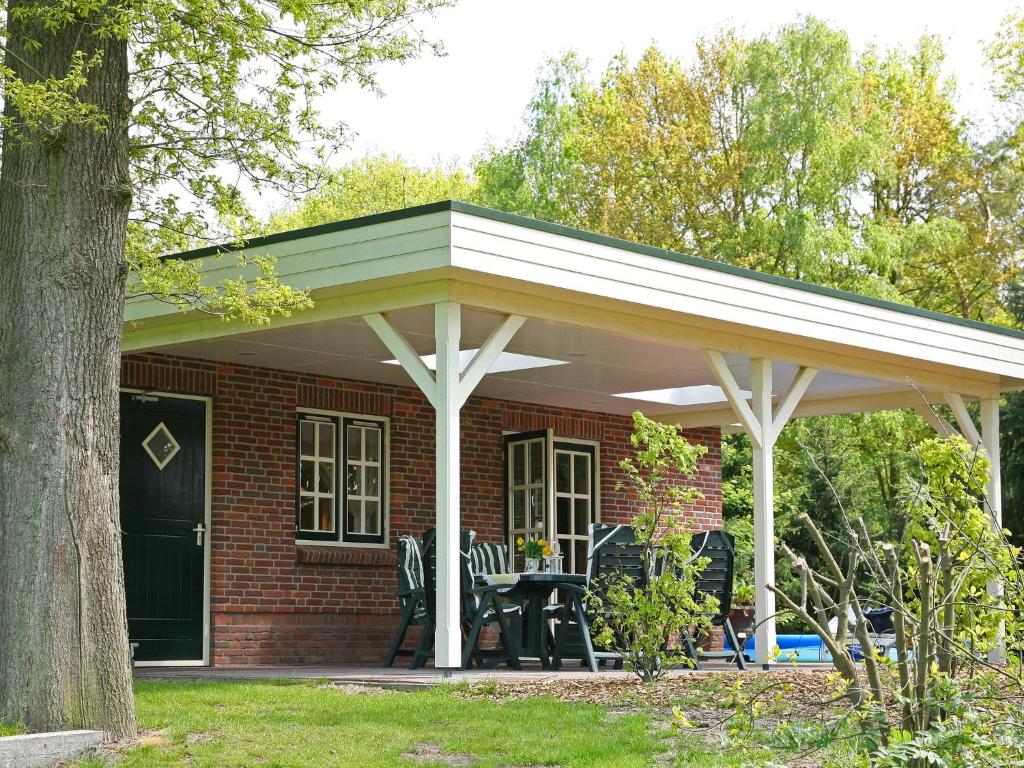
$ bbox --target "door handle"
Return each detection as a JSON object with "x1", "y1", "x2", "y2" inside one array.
[{"x1": 193, "y1": 523, "x2": 206, "y2": 547}]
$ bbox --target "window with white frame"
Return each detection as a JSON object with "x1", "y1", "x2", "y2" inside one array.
[
  {"x1": 505, "y1": 432, "x2": 547, "y2": 571},
  {"x1": 503, "y1": 431, "x2": 599, "y2": 573},
  {"x1": 297, "y1": 411, "x2": 387, "y2": 545}
]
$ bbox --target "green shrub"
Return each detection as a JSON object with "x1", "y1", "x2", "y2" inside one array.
[{"x1": 588, "y1": 412, "x2": 717, "y2": 683}]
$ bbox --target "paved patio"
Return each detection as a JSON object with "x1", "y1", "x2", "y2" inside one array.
[{"x1": 134, "y1": 661, "x2": 834, "y2": 690}]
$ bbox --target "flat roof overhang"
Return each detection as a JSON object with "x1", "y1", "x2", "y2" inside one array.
[{"x1": 122, "y1": 202, "x2": 1024, "y2": 426}]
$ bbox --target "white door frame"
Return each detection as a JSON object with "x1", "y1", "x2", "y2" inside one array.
[{"x1": 120, "y1": 387, "x2": 212, "y2": 667}]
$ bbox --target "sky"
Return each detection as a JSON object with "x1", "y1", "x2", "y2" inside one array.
[{"x1": 252, "y1": 0, "x2": 1018, "y2": 213}]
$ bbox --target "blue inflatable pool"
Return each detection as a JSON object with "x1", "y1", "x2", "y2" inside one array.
[{"x1": 725, "y1": 633, "x2": 828, "y2": 663}]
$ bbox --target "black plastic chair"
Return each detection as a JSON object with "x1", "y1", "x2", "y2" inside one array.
[
  {"x1": 385, "y1": 535, "x2": 429, "y2": 667},
  {"x1": 587, "y1": 523, "x2": 648, "y2": 589},
  {"x1": 685, "y1": 530, "x2": 746, "y2": 670},
  {"x1": 412, "y1": 528, "x2": 522, "y2": 670},
  {"x1": 550, "y1": 523, "x2": 650, "y2": 671}
]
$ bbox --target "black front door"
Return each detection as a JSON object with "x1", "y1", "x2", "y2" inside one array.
[{"x1": 120, "y1": 392, "x2": 207, "y2": 662}]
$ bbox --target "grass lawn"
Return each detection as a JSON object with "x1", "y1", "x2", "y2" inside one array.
[
  {"x1": 75, "y1": 677, "x2": 858, "y2": 768},
  {"x1": 0, "y1": 721, "x2": 22, "y2": 737},
  {"x1": 78, "y1": 680, "x2": 666, "y2": 768}
]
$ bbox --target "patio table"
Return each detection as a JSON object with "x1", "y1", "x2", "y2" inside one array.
[{"x1": 487, "y1": 572, "x2": 592, "y2": 670}]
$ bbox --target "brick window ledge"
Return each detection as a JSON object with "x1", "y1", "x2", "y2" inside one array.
[{"x1": 296, "y1": 544, "x2": 395, "y2": 567}]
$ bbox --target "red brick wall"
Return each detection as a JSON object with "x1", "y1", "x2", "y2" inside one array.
[{"x1": 121, "y1": 352, "x2": 722, "y2": 665}]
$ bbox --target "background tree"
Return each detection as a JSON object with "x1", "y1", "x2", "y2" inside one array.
[
  {"x1": 473, "y1": 52, "x2": 590, "y2": 225},
  {"x1": 267, "y1": 154, "x2": 473, "y2": 232},
  {"x1": 1000, "y1": 283, "x2": 1024, "y2": 547},
  {"x1": 472, "y1": 16, "x2": 1024, "y2": 591},
  {"x1": 0, "y1": 0, "x2": 451, "y2": 737}
]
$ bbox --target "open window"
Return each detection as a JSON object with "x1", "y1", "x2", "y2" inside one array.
[{"x1": 503, "y1": 430, "x2": 599, "y2": 573}]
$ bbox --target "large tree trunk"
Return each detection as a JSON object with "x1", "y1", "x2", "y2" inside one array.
[{"x1": 0, "y1": 1, "x2": 136, "y2": 738}]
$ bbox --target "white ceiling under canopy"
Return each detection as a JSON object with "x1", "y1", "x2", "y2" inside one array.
[{"x1": 159, "y1": 305, "x2": 905, "y2": 420}]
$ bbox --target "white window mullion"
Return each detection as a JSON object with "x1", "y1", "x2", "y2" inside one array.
[{"x1": 364, "y1": 428, "x2": 372, "y2": 536}]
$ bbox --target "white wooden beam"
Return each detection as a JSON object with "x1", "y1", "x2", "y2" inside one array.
[
  {"x1": 366, "y1": 305, "x2": 528, "y2": 668},
  {"x1": 750, "y1": 358, "x2": 777, "y2": 667},
  {"x1": 701, "y1": 350, "x2": 762, "y2": 449},
  {"x1": 664, "y1": 389, "x2": 952, "y2": 428},
  {"x1": 770, "y1": 366, "x2": 817, "y2": 444},
  {"x1": 981, "y1": 398, "x2": 1003, "y2": 534},
  {"x1": 125, "y1": 280, "x2": 452, "y2": 353},
  {"x1": 363, "y1": 313, "x2": 438, "y2": 408},
  {"x1": 457, "y1": 314, "x2": 526, "y2": 408},
  {"x1": 944, "y1": 392, "x2": 982, "y2": 448},
  {"x1": 365, "y1": 303, "x2": 527, "y2": 668},
  {"x1": 434, "y1": 302, "x2": 463, "y2": 668},
  {"x1": 699, "y1": 350, "x2": 794, "y2": 666},
  {"x1": 451, "y1": 280, "x2": 1005, "y2": 399}
]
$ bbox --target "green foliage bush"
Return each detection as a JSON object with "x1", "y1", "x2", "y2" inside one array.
[
  {"x1": 770, "y1": 434, "x2": 1024, "y2": 768},
  {"x1": 900, "y1": 435, "x2": 1012, "y2": 657},
  {"x1": 868, "y1": 675, "x2": 1024, "y2": 768}
]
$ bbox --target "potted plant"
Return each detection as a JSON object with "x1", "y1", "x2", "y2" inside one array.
[
  {"x1": 730, "y1": 581, "x2": 755, "y2": 639},
  {"x1": 516, "y1": 536, "x2": 552, "y2": 572}
]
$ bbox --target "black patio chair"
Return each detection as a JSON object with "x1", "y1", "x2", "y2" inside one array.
[
  {"x1": 549, "y1": 523, "x2": 649, "y2": 671},
  {"x1": 684, "y1": 530, "x2": 746, "y2": 670},
  {"x1": 462, "y1": 539, "x2": 524, "y2": 669},
  {"x1": 587, "y1": 523, "x2": 648, "y2": 588},
  {"x1": 412, "y1": 528, "x2": 522, "y2": 670},
  {"x1": 385, "y1": 535, "x2": 429, "y2": 667}
]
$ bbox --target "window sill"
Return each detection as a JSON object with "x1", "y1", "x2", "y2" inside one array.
[{"x1": 295, "y1": 544, "x2": 395, "y2": 567}]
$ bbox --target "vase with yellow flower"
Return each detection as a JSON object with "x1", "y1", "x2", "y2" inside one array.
[{"x1": 516, "y1": 536, "x2": 553, "y2": 573}]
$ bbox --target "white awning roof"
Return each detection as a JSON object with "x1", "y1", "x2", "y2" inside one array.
[{"x1": 123, "y1": 201, "x2": 1024, "y2": 424}]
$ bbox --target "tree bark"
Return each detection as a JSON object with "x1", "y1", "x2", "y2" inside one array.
[{"x1": 0, "y1": 0, "x2": 136, "y2": 738}]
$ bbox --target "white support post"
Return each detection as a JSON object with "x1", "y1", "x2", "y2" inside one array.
[
  {"x1": 927, "y1": 393, "x2": 1006, "y2": 663},
  {"x1": 434, "y1": 302, "x2": 462, "y2": 668},
  {"x1": 981, "y1": 398, "x2": 1003, "y2": 541},
  {"x1": 703, "y1": 354, "x2": 817, "y2": 667},
  {"x1": 750, "y1": 358, "x2": 776, "y2": 668},
  {"x1": 364, "y1": 305, "x2": 525, "y2": 669},
  {"x1": 981, "y1": 398, "x2": 1005, "y2": 664}
]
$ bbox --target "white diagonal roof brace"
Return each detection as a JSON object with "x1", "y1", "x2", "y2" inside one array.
[
  {"x1": 458, "y1": 315, "x2": 526, "y2": 408},
  {"x1": 363, "y1": 312, "x2": 438, "y2": 409},
  {"x1": 913, "y1": 402, "x2": 957, "y2": 438},
  {"x1": 944, "y1": 392, "x2": 983, "y2": 449},
  {"x1": 364, "y1": 310, "x2": 526, "y2": 411},
  {"x1": 702, "y1": 349, "x2": 763, "y2": 449},
  {"x1": 770, "y1": 366, "x2": 818, "y2": 444}
]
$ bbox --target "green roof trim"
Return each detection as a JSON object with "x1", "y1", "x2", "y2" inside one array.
[{"x1": 168, "y1": 199, "x2": 1024, "y2": 343}]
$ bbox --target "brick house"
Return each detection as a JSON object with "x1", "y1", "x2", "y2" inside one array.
[{"x1": 120, "y1": 201, "x2": 1022, "y2": 668}]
